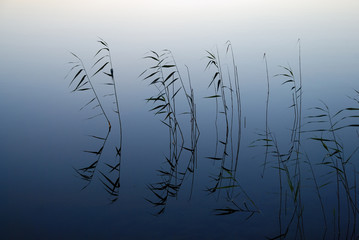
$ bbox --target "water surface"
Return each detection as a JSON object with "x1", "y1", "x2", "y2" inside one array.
[{"x1": 1, "y1": 0, "x2": 359, "y2": 239}]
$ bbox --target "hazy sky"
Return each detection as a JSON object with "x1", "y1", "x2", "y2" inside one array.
[{"x1": 1, "y1": 0, "x2": 358, "y2": 96}]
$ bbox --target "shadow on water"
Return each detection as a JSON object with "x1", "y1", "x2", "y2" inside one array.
[{"x1": 66, "y1": 39, "x2": 359, "y2": 239}]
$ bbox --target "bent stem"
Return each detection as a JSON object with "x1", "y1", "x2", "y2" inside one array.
[{"x1": 94, "y1": 38, "x2": 123, "y2": 145}]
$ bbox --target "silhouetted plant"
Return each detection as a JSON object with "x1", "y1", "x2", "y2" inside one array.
[
  {"x1": 67, "y1": 39, "x2": 122, "y2": 203},
  {"x1": 141, "y1": 50, "x2": 199, "y2": 214}
]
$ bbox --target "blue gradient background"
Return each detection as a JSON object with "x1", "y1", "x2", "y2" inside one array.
[{"x1": 1, "y1": 0, "x2": 359, "y2": 239}]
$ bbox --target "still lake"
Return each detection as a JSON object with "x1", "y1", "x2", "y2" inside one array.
[{"x1": 1, "y1": 1, "x2": 359, "y2": 239}]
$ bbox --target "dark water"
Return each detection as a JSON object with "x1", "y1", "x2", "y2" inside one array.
[{"x1": 1, "y1": 1, "x2": 359, "y2": 239}]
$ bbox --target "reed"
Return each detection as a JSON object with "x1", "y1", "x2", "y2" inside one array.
[
  {"x1": 65, "y1": 39, "x2": 359, "y2": 238},
  {"x1": 307, "y1": 99, "x2": 359, "y2": 238},
  {"x1": 204, "y1": 43, "x2": 257, "y2": 217},
  {"x1": 141, "y1": 50, "x2": 199, "y2": 214},
  {"x1": 66, "y1": 52, "x2": 111, "y2": 129},
  {"x1": 67, "y1": 39, "x2": 123, "y2": 203},
  {"x1": 250, "y1": 43, "x2": 306, "y2": 239},
  {"x1": 262, "y1": 53, "x2": 270, "y2": 178},
  {"x1": 93, "y1": 38, "x2": 123, "y2": 146}
]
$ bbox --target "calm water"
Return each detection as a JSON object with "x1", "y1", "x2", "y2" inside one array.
[{"x1": 1, "y1": 1, "x2": 359, "y2": 239}]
